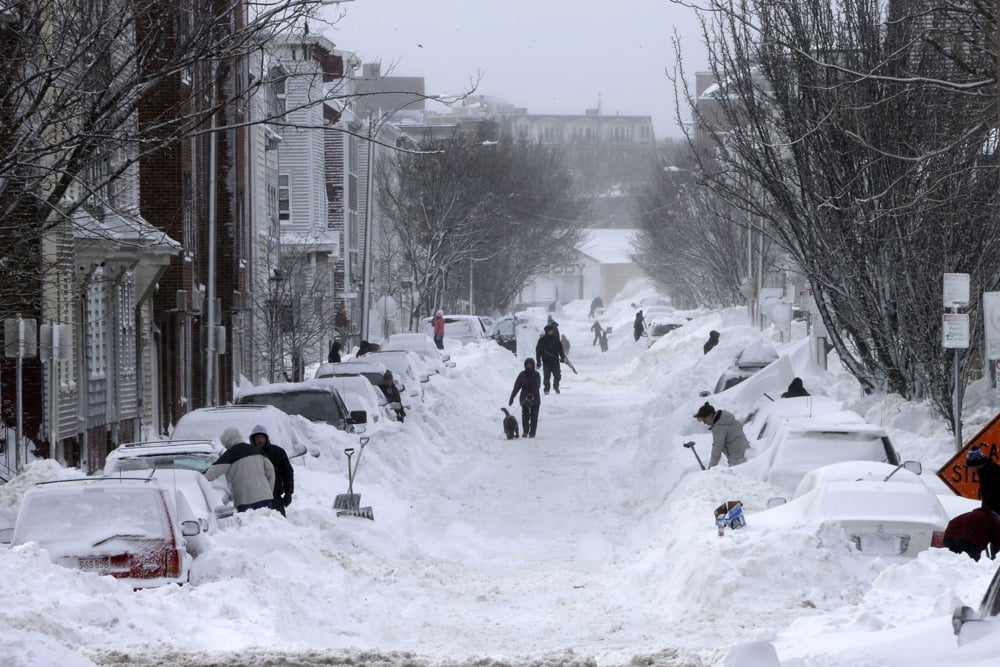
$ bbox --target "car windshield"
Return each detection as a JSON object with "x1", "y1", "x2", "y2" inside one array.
[
  {"x1": 113, "y1": 453, "x2": 215, "y2": 473},
  {"x1": 17, "y1": 486, "x2": 170, "y2": 546},
  {"x1": 239, "y1": 391, "x2": 343, "y2": 423}
]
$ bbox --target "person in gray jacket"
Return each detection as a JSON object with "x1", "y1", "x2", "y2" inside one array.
[
  {"x1": 205, "y1": 427, "x2": 275, "y2": 512},
  {"x1": 693, "y1": 402, "x2": 750, "y2": 467}
]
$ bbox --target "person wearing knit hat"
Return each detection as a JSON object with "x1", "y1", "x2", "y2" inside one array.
[
  {"x1": 693, "y1": 401, "x2": 750, "y2": 468},
  {"x1": 205, "y1": 427, "x2": 275, "y2": 512},
  {"x1": 966, "y1": 445, "x2": 1000, "y2": 516}
]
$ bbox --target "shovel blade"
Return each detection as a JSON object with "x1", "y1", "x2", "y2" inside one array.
[
  {"x1": 336, "y1": 506, "x2": 374, "y2": 521},
  {"x1": 333, "y1": 493, "x2": 361, "y2": 510}
]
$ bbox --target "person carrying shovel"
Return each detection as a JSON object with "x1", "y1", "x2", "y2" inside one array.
[{"x1": 693, "y1": 401, "x2": 749, "y2": 468}]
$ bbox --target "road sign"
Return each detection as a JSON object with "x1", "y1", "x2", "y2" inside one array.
[
  {"x1": 985, "y1": 291, "x2": 1000, "y2": 358},
  {"x1": 943, "y1": 272, "x2": 970, "y2": 308},
  {"x1": 936, "y1": 411, "x2": 1000, "y2": 498},
  {"x1": 943, "y1": 312, "x2": 969, "y2": 349}
]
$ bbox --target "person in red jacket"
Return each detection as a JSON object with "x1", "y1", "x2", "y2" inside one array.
[
  {"x1": 943, "y1": 507, "x2": 1000, "y2": 561},
  {"x1": 431, "y1": 310, "x2": 445, "y2": 349}
]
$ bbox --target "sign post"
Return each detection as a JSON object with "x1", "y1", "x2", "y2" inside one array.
[
  {"x1": 943, "y1": 273, "x2": 970, "y2": 450},
  {"x1": 984, "y1": 291, "x2": 1000, "y2": 389}
]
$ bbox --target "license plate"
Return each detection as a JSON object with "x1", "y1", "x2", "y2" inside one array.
[{"x1": 79, "y1": 556, "x2": 110, "y2": 570}]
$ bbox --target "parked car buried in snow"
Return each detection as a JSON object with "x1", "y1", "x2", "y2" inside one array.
[
  {"x1": 738, "y1": 416, "x2": 901, "y2": 494},
  {"x1": 764, "y1": 461, "x2": 946, "y2": 558},
  {"x1": 6, "y1": 477, "x2": 202, "y2": 587},
  {"x1": 714, "y1": 341, "x2": 780, "y2": 393},
  {"x1": 954, "y1": 561, "x2": 1000, "y2": 644},
  {"x1": 234, "y1": 381, "x2": 365, "y2": 434},
  {"x1": 103, "y1": 439, "x2": 223, "y2": 476},
  {"x1": 170, "y1": 404, "x2": 312, "y2": 458}
]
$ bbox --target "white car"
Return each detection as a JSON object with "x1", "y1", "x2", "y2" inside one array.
[
  {"x1": 763, "y1": 462, "x2": 947, "y2": 558},
  {"x1": 738, "y1": 417, "x2": 901, "y2": 493},
  {"x1": 742, "y1": 395, "x2": 847, "y2": 443},
  {"x1": 954, "y1": 560, "x2": 1000, "y2": 644},
  {"x1": 307, "y1": 375, "x2": 395, "y2": 424},
  {"x1": 6, "y1": 478, "x2": 201, "y2": 587},
  {"x1": 170, "y1": 404, "x2": 311, "y2": 458},
  {"x1": 365, "y1": 349, "x2": 429, "y2": 401},
  {"x1": 104, "y1": 439, "x2": 222, "y2": 476},
  {"x1": 315, "y1": 359, "x2": 405, "y2": 391},
  {"x1": 419, "y1": 314, "x2": 488, "y2": 345},
  {"x1": 148, "y1": 468, "x2": 234, "y2": 540},
  {"x1": 714, "y1": 341, "x2": 779, "y2": 393},
  {"x1": 380, "y1": 333, "x2": 455, "y2": 375}
]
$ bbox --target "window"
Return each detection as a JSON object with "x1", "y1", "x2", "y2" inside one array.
[
  {"x1": 86, "y1": 270, "x2": 108, "y2": 380},
  {"x1": 274, "y1": 75, "x2": 287, "y2": 114},
  {"x1": 611, "y1": 126, "x2": 629, "y2": 144},
  {"x1": 278, "y1": 174, "x2": 290, "y2": 223}
]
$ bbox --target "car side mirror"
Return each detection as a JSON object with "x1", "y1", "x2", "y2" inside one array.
[
  {"x1": 420, "y1": 375, "x2": 430, "y2": 383},
  {"x1": 441, "y1": 354, "x2": 451, "y2": 361},
  {"x1": 181, "y1": 520, "x2": 202, "y2": 537},
  {"x1": 699, "y1": 390, "x2": 711, "y2": 397},
  {"x1": 953, "y1": 605, "x2": 979, "y2": 636},
  {"x1": 766, "y1": 497, "x2": 787, "y2": 509},
  {"x1": 350, "y1": 410, "x2": 368, "y2": 424},
  {"x1": 884, "y1": 459, "x2": 922, "y2": 481},
  {"x1": 214, "y1": 505, "x2": 235, "y2": 520}
]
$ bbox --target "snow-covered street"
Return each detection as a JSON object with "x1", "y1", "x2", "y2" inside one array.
[{"x1": 4, "y1": 293, "x2": 1000, "y2": 667}]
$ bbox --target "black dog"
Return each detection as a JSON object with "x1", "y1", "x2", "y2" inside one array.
[{"x1": 501, "y1": 407, "x2": 519, "y2": 440}]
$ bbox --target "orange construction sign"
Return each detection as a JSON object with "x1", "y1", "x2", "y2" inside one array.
[{"x1": 936, "y1": 411, "x2": 1000, "y2": 498}]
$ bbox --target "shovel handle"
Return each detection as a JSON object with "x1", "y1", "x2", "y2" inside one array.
[{"x1": 344, "y1": 448, "x2": 355, "y2": 456}]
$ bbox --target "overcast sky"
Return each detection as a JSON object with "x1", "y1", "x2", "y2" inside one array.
[{"x1": 324, "y1": 1, "x2": 708, "y2": 139}]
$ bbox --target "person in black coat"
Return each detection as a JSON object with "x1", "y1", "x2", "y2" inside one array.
[
  {"x1": 967, "y1": 446, "x2": 1000, "y2": 516},
  {"x1": 781, "y1": 377, "x2": 810, "y2": 398},
  {"x1": 633, "y1": 311, "x2": 645, "y2": 342},
  {"x1": 328, "y1": 339, "x2": 342, "y2": 363},
  {"x1": 591, "y1": 320, "x2": 603, "y2": 346},
  {"x1": 703, "y1": 330, "x2": 720, "y2": 354},
  {"x1": 535, "y1": 325, "x2": 566, "y2": 394},
  {"x1": 588, "y1": 296, "x2": 604, "y2": 318},
  {"x1": 250, "y1": 424, "x2": 294, "y2": 517},
  {"x1": 379, "y1": 370, "x2": 405, "y2": 422},
  {"x1": 508, "y1": 358, "x2": 542, "y2": 437}
]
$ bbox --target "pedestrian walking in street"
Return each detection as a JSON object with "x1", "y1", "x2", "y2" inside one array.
[
  {"x1": 536, "y1": 325, "x2": 566, "y2": 395},
  {"x1": 508, "y1": 358, "x2": 542, "y2": 438},
  {"x1": 591, "y1": 320, "x2": 603, "y2": 346},
  {"x1": 588, "y1": 296, "x2": 604, "y2": 318}
]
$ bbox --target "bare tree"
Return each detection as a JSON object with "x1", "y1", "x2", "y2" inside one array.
[
  {"x1": 675, "y1": 0, "x2": 1000, "y2": 428},
  {"x1": 0, "y1": 0, "x2": 352, "y2": 316},
  {"x1": 631, "y1": 143, "x2": 783, "y2": 308},
  {"x1": 246, "y1": 235, "x2": 338, "y2": 383},
  {"x1": 377, "y1": 133, "x2": 587, "y2": 321}
]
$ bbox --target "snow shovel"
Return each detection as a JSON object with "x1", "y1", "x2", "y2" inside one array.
[
  {"x1": 332, "y1": 447, "x2": 360, "y2": 511},
  {"x1": 336, "y1": 437, "x2": 374, "y2": 521},
  {"x1": 682, "y1": 441, "x2": 706, "y2": 470},
  {"x1": 562, "y1": 357, "x2": 578, "y2": 374}
]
